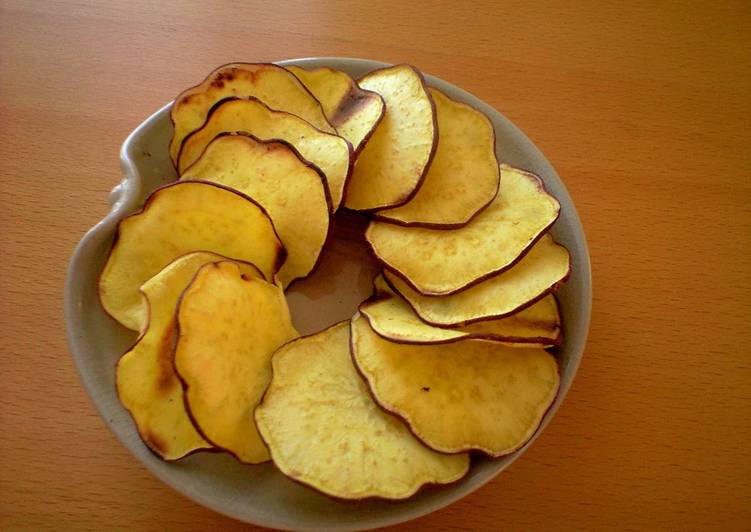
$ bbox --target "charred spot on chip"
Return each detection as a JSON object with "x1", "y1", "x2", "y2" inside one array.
[
  {"x1": 332, "y1": 90, "x2": 371, "y2": 125},
  {"x1": 285, "y1": 65, "x2": 385, "y2": 154},
  {"x1": 155, "y1": 321, "x2": 177, "y2": 393},
  {"x1": 144, "y1": 430, "x2": 168, "y2": 454}
]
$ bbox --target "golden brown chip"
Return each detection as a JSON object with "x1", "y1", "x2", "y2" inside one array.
[
  {"x1": 375, "y1": 88, "x2": 499, "y2": 226},
  {"x1": 351, "y1": 314, "x2": 559, "y2": 456},
  {"x1": 116, "y1": 252, "x2": 263, "y2": 460},
  {"x1": 384, "y1": 234, "x2": 570, "y2": 326},
  {"x1": 177, "y1": 97, "x2": 352, "y2": 211},
  {"x1": 343, "y1": 65, "x2": 437, "y2": 211},
  {"x1": 362, "y1": 274, "x2": 561, "y2": 346},
  {"x1": 254, "y1": 321, "x2": 469, "y2": 499},
  {"x1": 99, "y1": 181, "x2": 284, "y2": 331},
  {"x1": 368, "y1": 165, "x2": 560, "y2": 294},
  {"x1": 286, "y1": 65, "x2": 385, "y2": 154},
  {"x1": 169, "y1": 63, "x2": 334, "y2": 164},
  {"x1": 181, "y1": 133, "x2": 330, "y2": 287},
  {"x1": 173, "y1": 261, "x2": 298, "y2": 464}
]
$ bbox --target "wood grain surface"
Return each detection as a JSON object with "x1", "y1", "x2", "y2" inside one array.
[{"x1": 1, "y1": 0, "x2": 749, "y2": 529}]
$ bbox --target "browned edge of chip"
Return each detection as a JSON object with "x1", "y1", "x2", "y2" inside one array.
[
  {"x1": 371, "y1": 86, "x2": 501, "y2": 229},
  {"x1": 381, "y1": 263, "x2": 572, "y2": 327},
  {"x1": 169, "y1": 260, "x2": 276, "y2": 465},
  {"x1": 357, "y1": 290, "x2": 562, "y2": 347},
  {"x1": 341, "y1": 64, "x2": 439, "y2": 214},
  {"x1": 97, "y1": 180, "x2": 287, "y2": 327},
  {"x1": 114, "y1": 252, "x2": 264, "y2": 461},
  {"x1": 169, "y1": 62, "x2": 335, "y2": 168},
  {"x1": 369, "y1": 166, "x2": 561, "y2": 295},
  {"x1": 254, "y1": 320, "x2": 471, "y2": 501},
  {"x1": 176, "y1": 95, "x2": 355, "y2": 200},
  {"x1": 349, "y1": 313, "x2": 562, "y2": 457},
  {"x1": 183, "y1": 130, "x2": 334, "y2": 289}
]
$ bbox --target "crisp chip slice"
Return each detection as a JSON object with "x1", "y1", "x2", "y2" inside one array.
[
  {"x1": 177, "y1": 97, "x2": 352, "y2": 211},
  {"x1": 174, "y1": 261, "x2": 298, "y2": 464},
  {"x1": 351, "y1": 314, "x2": 560, "y2": 456},
  {"x1": 116, "y1": 252, "x2": 263, "y2": 460},
  {"x1": 181, "y1": 133, "x2": 330, "y2": 287},
  {"x1": 384, "y1": 234, "x2": 570, "y2": 326},
  {"x1": 362, "y1": 274, "x2": 561, "y2": 347},
  {"x1": 169, "y1": 63, "x2": 334, "y2": 164},
  {"x1": 368, "y1": 165, "x2": 560, "y2": 294},
  {"x1": 343, "y1": 65, "x2": 437, "y2": 211},
  {"x1": 99, "y1": 181, "x2": 284, "y2": 331},
  {"x1": 286, "y1": 65, "x2": 385, "y2": 154},
  {"x1": 375, "y1": 88, "x2": 499, "y2": 226},
  {"x1": 254, "y1": 321, "x2": 469, "y2": 499}
]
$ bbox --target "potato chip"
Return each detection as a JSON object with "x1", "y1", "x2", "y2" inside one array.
[
  {"x1": 169, "y1": 63, "x2": 334, "y2": 164},
  {"x1": 177, "y1": 97, "x2": 352, "y2": 211},
  {"x1": 174, "y1": 261, "x2": 298, "y2": 463},
  {"x1": 368, "y1": 165, "x2": 560, "y2": 294},
  {"x1": 383, "y1": 234, "x2": 570, "y2": 326},
  {"x1": 286, "y1": 65, "x2": 385, "y2": 154},
  {"x1": 181, "y1": 133, "x2": 330, "y2": 287},
  {"x1": 99, "y1": 181, "x2": 284, "y2": 330},
  {"x1": 343, "y1": 65, "x2": 437, "y2": 211},
  {"x1": 116, "y1": 252, "x2": 263, "y2": 460},
  {"x1": 362, "y1": 274, "x2": 561, "y2": 347},
  {"x1": 351, "y1": 314, "x2": 559, "y2": 456},
  {"x1": 375, "y1": 88, "x2": 499, "y2": 226},
  {"x1": 255, "y1": 321, "x2": 469, "y2": 499}
]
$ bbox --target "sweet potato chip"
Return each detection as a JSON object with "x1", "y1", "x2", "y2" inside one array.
[
  {"x1": 177, "y1": 97, "x2": 352, "y2": 211},
  {"x1": 286, "y1": 66, "x2": 385, "y2": 154},
  {"x1": 173, "y1": 261, "x2": 298, "y2": 464},
  {"x1": 255, "y1": 321, "x2": 469, "y2": 499},
  {"x1": 375, "y1": 88, "x2": 499, "y2": 226},
  {"x1": 343, "y1": 65, "x2": 437, "y2": 211},
  {"x1": 368, "y1": 165, "x2": 560, "y2": 294},
  {"x1": 362, "y1": 275, "x2": 561, "y2": 347},
  {"x1": 351, "y1": 314, "x2": 559, "y2": 456},
  {"x1": 169, "y1": 63, "x2": 334, "y2": 164},
  {"x1": 99, "y1": 181, "x2": 284, "y2": 330},
  {"x1": 116, "y1": 252, "x2": 263, "y2": 460},
  {"x1": 181, "y1": 133, "x2": 330, "y2": 287},
  {"x1": 384, "y1": 234, "x2": 570, "y2": 326}
]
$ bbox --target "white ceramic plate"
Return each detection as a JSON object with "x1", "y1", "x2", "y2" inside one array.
[{"x1": 64, "y1": 57, "x2": 591, "y2": 531}]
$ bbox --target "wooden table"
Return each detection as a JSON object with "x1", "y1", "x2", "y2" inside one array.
[{"x1": 1, "y1": 1, "x2": 749, "y2": 529}]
